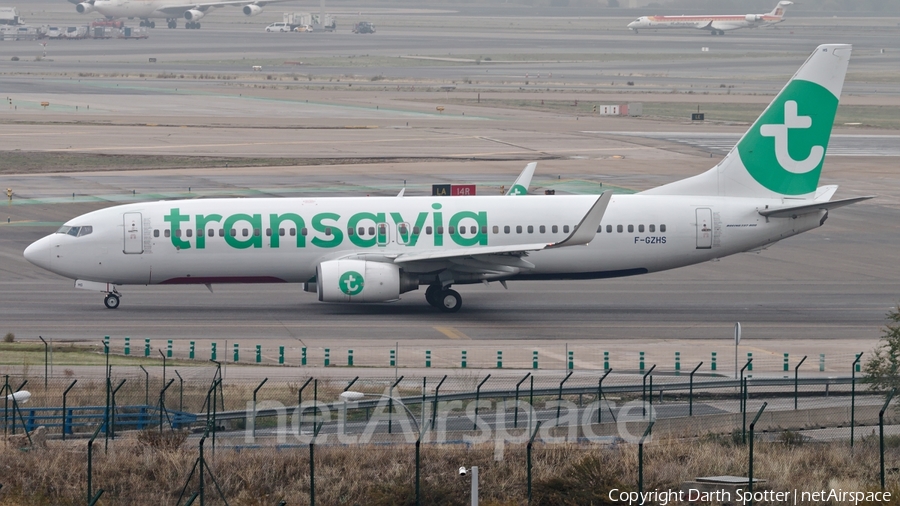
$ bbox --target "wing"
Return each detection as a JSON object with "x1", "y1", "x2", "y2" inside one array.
[
  {"x1": 338, "y1": 192, "x2": 612, "y2": 282},
  {"x1": 157, "y1": 0, "x2": 289, "y2": 15}
]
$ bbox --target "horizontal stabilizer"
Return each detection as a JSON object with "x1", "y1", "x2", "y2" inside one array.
[{"x1": 759, "y1": 195, "x2": 873, "y2": 218}]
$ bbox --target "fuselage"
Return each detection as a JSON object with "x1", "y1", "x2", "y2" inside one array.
[
  {"x1": 24, "y1": 194, "x2": 823, "y2": 287},
  {"x1": 90, "y1": 0, "x2": 170, "y2": 18},
  {"x1": 628, "y1": 14, "x2": 784, "y2": 33}
]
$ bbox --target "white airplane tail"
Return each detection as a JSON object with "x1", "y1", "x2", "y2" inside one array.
[
  {"x1": 643, "y1": 43, "x2": 851, "y2": 200},
  {"x1": 769, "y1": 1, "x2": 793, "y2": 18}
]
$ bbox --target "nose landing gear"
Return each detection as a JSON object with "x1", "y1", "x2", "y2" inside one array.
[{"x1": 104, "y1": 293, "x2": 120, "y2": 309}]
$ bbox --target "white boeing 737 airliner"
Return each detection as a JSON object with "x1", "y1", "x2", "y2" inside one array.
[{"x1": 24, "y1": 44, "x2": 870, "y2": 313}]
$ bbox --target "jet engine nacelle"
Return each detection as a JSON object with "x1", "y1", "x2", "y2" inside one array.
[
  {"x1": 745, "y1": 14, "x2": 762, "y2": 21},
  {"x1": 317, "y1": 259, "x2": 418, "y2": 303},
  {"x1": 76, "y1": 2, "x2": 95, "y2": 14},
  {"x1": 242, "y1": 4, "x2": 263, "y2": 16},
  {"x1": 184, "y1": 9, "x2": 206, "y2": 21}
]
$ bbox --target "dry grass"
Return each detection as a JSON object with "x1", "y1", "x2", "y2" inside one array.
[{"x1": 0, "y1": 434, "x2": 896, "y2": 505}]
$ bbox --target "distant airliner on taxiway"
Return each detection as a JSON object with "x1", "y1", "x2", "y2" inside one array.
[{"x1": 628, "y1": 1, "x2": 792, "y2": 35}]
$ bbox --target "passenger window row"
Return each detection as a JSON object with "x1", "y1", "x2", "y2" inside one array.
[{"x1": 597, "y1": 224, "x2": 667, "y2": 233}]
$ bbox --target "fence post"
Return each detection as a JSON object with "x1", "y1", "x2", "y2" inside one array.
[
  {"x1": 794, "y1": 355, "x2": 806, "y2": 410},
  {"x1": 167, "y1": 339, "x2": 173, "y2": 358},
  {"x1": 347, "y1": 349, "x2": 353, "y2": 366},
  {"x1": 604, "y1": 351, "x2": 609, "y2": 370},
  {"x1": 527, "y1": 421, "x2": 542, "y2": 504},
  {"x1": 642, "y1": 365, "x2": 656, "y2": 418},
  {"x1": 514, "y1": 373, "x2": 531, "y2": 429},
  {"x1": 279, "y1": 346, "x2": 285, "y2": 365},
  {"x1": 473, "y1": 375, "x2": 491, "y2": 431},
  {"x1": 189, "y1": 341, "x2": 195, "y2": 360},
  {"x1": 819, "y1": 353, "x2": 825, "y2": 372},
  {"x1": 124, "y1": 337, "x2": 130, "y2": 356},
  {"x1": 532, "y1": 350, "x2": 538, "y2": 370},
  {"x1": 461, "y1": 350, "x2": 467, "y2": 369},
  {"x1": 597, "y1": 369, "x2": 612, "y2": 424},
  {"x1": 497, "y1": 350, "x2": 503, "y2": 369},
  {"x1": 425, "y1": 350, "x2": 431, "y2": 368},
  {"x1": 302, "y1": 347, "x2": 307, "y2": 366},
  {"x1": 675, "y1": 352, "x2": 681, "y2": 374},
  {"x1": 568, "y1": 350, "x2": 574, "y2": 370},
  {"x1": 144, "y1": 338, "x2": 151, "y2": 357},
  {"x1": 233, "y1": 343, "x2": 239, "y2": 363},
  {"x1": 324, "y1": 348, "x2": 330, "y2": 367},
  {"x1": 639, "y1": 351, "x2": 645, "y2": 371},
  {"x1": 557, "y1": 371, "x2": 574, "y2": 422},
  {"x1": 748, "y1": 402, "x2": 768, "y2": 503},
  {"x1": 851, "y1": 352, "x2": 863, "y2": 448},
  {"x1": 688, "y1": 362, "x2": 703, "y2": 416},
  {"x1": 880, "y1": 389, "x2": 895, "y2": 490},
  {"x1": 638, "y1": 421, "x2": 655, "y2": 494},
  {"x1": 62, "y1": 379, "x2": 77, "y2": 440},
  {"x1": 256, "y1": 345, "x2": 262, "y2": 364}
]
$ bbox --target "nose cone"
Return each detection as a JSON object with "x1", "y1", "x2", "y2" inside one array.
[
  {"x1": 627, "y1": 21, "x2": 636, "y2": 28},
  {"x1": 24, "y1": 235, "x2": 53, "y2": 271}
]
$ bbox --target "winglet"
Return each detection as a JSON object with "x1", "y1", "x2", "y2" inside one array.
[
  {"x1": 548, "y1": 191, "x2": 612, "y2": 248},
  {"x1": 397, "y1": 188, "x2": 406, "y2": 198},
  {"x1": 506, "y1": 162, "x2": 537, "y2": 195}
]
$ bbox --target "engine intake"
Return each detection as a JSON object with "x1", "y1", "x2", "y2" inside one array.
[
  {"x1": 76, "y1": 2, "x2": 95, "y2": 14},
  {"x1": 242, "y1": 4, "x2": 262, "y2": 16},
  {"x1": 184, "y1": 9, "x2": 205, "y2": 21},
  {"x1": 317, "y1": 259, "x2": 417, "y2": 303}
]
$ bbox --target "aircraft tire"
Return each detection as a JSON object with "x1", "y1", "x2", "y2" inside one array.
[
  {"x1": 425, "y1": 284, "x2": 441, "y2": 307},
  {"x1": 104, "y1": 294, "x2": 120, "y2": 309},
  {"x1": 139, "y1": 21, "x2": 145, "y2": 27},
  {"x1": 150, "y1": 21, "x2": 155, "y2": 28},
  {"x1": 437, "y1": 289, "x2": 462, "y2": 313}
]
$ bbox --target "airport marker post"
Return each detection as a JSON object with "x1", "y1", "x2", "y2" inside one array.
[
  {"x1": 532, "y1": 351, "x2": 538, "y2": 370},
  {"x1": 390, "y1": 349, "x2": 396, "y2": 367},
  {"x1": 497, "y1": 351, "x2": 503, "y2": 369},
  {"x1": 675, "y1": 352, "x2": 680, "y2": 375},
  {"x1": 639, "y1": 351, "x2": 645, "y2": 371},
  {"x1": 233, "y1": 343, "x2": 239, "y2": 363},
  {"x1": 189, "y1": 341, "x2": 195, "y2": 360},
  {"x1": 711, "y1": 352, "x2": 717, "y2": 371},
  {"x1": 278, "y1": 346, "x2": 284, "y2": 365},
  {"x1": 783, "y1": 353, "x2": 789, "y2": 372},
  {"x1": 144, "y1": 338, "x2": 150, "y2": 357},
  {"x1": 124, "y1": 337, "x2": 130, "y2": 356},
  {"x1": 425, "y1": 350, "x2": 431, "y2": 368},
  {"x1": 603, "y1": 351, "x2": 609, "y2": 370},
  {"x1": 255, "y1": 345, "x2": 261, "y2": 363},
  {"x1": 167, "y1": 339, "x2": 173, "y2": 358},
  {"x1": 461, "y1": 350, "x2": 467, "y2": 368},
  {"x1": 347, "y1": 349, "x2": 353, "y2": 366},
  {"x1": 210, "y1": 342, "x2": 217, "y2": 361},
  {"x1": 820, "y1": 353, "x2": 825, "y2": 371},
  {"x1": 324, "y1": 348, "x2": 330, "y2": 367},
  {"x1": 301, "y1": 347, "x2": 307, "y2": 366},
  {"x1": 568, "y1": 350, "x2": 574, "y2": 370}
]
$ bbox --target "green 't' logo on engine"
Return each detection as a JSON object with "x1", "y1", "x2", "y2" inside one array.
[
  {"x1": 737, "y1": 80, "x2": 837, "y2": 195},
  {"x1": 339, "y1": 271, "x2": 364, "y2": 296}
]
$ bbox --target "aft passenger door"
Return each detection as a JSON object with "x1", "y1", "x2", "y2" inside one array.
[
  {"x1": 695, "y1": 208, "x2": 712, "y2": 249},
  {"x1": 123, "y1": 212, "x2": 143, "y2": 254}
]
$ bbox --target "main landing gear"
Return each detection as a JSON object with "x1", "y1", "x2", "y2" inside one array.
[
  {"x1": 425, "y1": 284, "x2": 462, "y2": 313},
  {"x1": 185, "y1": 22, "x2": 201, "y2": 29},
  {"x1": 139, "y1": 19, "x2": 156, "y2": 28},
  {"x1": 167, "y1": 18, "x2": 178, "y2": 29}
]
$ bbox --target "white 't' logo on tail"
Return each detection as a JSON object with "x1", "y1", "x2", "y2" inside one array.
[{"x1": 759, "y1": 100, "x2": 824, "y2": 174}]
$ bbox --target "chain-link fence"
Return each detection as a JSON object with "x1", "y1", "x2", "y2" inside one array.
[{"x1": 1, "y1": 365, "x2": 898, "y2": 505}]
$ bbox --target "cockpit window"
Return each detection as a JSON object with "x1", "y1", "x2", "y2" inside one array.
[{"x1": 56, "y1": 225, "x2": 92, "y2": 237}]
